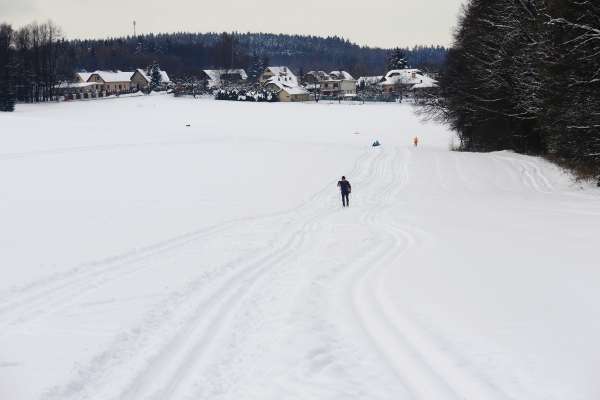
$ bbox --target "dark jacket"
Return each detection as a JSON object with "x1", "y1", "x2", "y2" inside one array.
[{"x1": 338, "y1": 180, "x2": 352, "y2": 194}]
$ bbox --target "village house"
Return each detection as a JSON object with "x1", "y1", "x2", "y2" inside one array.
[
  {"x1": 260, "y1": 66, "x2": 298, "y2": 86},
  {"x1": 260, "y1": 66, "x2": 309, "y2": 102},
  {"x1": 303, "y1": 71, "x2": 330, "y2": 85},
  {"x1": 357, "y1": 75, "x2": 384, "y2": 89},
  {"x1": 302, "y1": 71, "x2": 329, "y2": 92},
  {"x1": 62, "y1": 68, "x2": 172, "y2": 99},
  {"x1": 265, "y1": 81, "x2": 310, "y2": 102},
  {"x1": 87, "y1": 71, "x2": 134, "y2": 94},
  {"x1": 54, "y1": 81, "x2": 103, "y2": 100},
  {"x1": 130, "y1": 69, "x2": 172, "y2": 91},
  {"x1": 379, "y1": 69, "x2": 438, "y2": 96},
  {"x1": 202, "y1": 69, "x2": 248, "y2": 89},
  {"x1": 75, "y1": 72, "x2": 93, "y2": 83},
  {"x1": 320, "y1": 70, "x2": 357, "y2": 98}
]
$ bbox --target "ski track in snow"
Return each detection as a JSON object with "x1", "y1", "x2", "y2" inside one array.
[
  {"x1": 2, "y1": 98, "x2": 599, "y2": 400},
  {"x1": 39, "y1": 149, "x2": 378, "y2": 400}
]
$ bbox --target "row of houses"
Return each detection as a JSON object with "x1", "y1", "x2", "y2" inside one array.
[
  {"x1": 56, "y1": 69, "x2": 172, "y2": 99},
  {"x1": 198, "y1": 66, "x2": 438, "y2": 102},
  {"x1": 60, "y1": 65, "x2": 437, "y2": 102}
]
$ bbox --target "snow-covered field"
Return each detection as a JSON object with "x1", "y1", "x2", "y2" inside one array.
[{"x1": 1, "y1": 95, "x2": 599, "y2": 400}]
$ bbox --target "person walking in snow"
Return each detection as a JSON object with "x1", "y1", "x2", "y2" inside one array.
[
  {"x1": 413, "y1": 136, "x2": 419, "y2": 147},
  {"x1": 337, "y1": 176, "x2": 352, "y2": 208}
]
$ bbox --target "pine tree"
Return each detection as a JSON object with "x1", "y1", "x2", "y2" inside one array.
[
  {"x1": 149, "y1": 61, "x2": 162, "y2": 92},
  {"x1": 387, "y1": 48, "x2": 408, "y2": 71},
  {"x1": 247, "y1": 54, "x2": 263, "y2": 82}
]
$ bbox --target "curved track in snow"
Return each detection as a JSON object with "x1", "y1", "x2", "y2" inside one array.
[{"x1": 2, "y1": 98, "x2": 599, "y2": 400}]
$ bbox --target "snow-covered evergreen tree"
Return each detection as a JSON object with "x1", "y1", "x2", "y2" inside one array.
[
  {"x1": 247, "y1": 54, "x2": 263, "y2": 82},
  {"x1": 387, "y1": 48, "x2": 408, "y2": 71},
  {"x1": 149, "y1": 62, "x2": 162, "y2": 92}
]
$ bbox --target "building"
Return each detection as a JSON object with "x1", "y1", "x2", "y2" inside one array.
[
  {"x1": 87, "y1": 71, "x2": 134, "y2": 94},
  {"x1": 75, "y1": 72, "x2": 93, "y2": 83},
  {"x1": 320, "y1": 71, "x2": 357, "y2": 98},
  {"x1": 265, "y1": 81, "x2": 310, "y2": 102},
  {"x1": 202, "y1": 69, "x2": 248, "y2": 89},
  {"x1": 69, "y1": 68, "x2": 172, "y2": 97},
  {"x1": 303, "y1": 71, "x2": 329, "y2": 85},
  {"x1": 357, "y1": 76, "x2": 384, "y2": 88},
  {"x1": 260, "y1": 66, "x2": 298, "y2": 86},
  {"x1": 130, "y1": 69, "x2": 171, "y2": 91},
  {"x1": 55, "y1": 82, "x2": 103, "y2": 100},
  {"x1": 379, "y1": 69, "x2": 438, "y2": 96},
  {"x1": 302, "y1": 71, "x2": 329, "y2": 92}
]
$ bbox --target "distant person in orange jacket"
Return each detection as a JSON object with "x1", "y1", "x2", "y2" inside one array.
[{"x1": 413, "y1": 136, "x2": 419, "y2": 147}]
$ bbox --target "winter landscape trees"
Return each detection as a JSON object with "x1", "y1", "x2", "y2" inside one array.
[
  {"x1": 148, "y1": 61, "x2": 163, "y2": 92},
  {"x1": 426, "y1": 0, "x2": 600, "y2": 181},
  {"x1": 0, "y1": 24, "x2": 17, "y2": 112},
  {"x1": 387, "y1": 48, "x2": 408, "y2": 71}
]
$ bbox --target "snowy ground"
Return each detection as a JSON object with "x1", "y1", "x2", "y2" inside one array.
[{"x1": 1, "y1": 95, "x2": 599, "y2": 400}]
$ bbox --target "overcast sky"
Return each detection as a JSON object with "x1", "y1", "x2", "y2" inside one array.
[{"x1": 0, "y1": 0, "x2": 466, "y2": 48}]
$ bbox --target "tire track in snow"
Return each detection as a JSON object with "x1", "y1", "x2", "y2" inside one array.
[
  {"x1": 41, "y1": 148, "x2": 377, "y2": 400},
  {"x1": 491, "y1": 154, "x2": 554, "y2": 194},
  {"x1": 117, "y1": 222, "x2": 312, "y2": 400},
  {"x1": 128, "y1": 151, "x2": 382, "y2": 400},
  {"x1": 0, "y1": 150, "x2": 373, "y2": 334},
  {"x1": 269, "y1": 147, "x2": 417, "y2": 399},
  {"x1": 0, "y1": 221, "x2": 237, "y2": 331},
  {"x1": 343, "y1": 146, "x2": 514, "y2": 399},
  {"x1": 177, "y1": 148, "x2": 395, "y2": 400}
]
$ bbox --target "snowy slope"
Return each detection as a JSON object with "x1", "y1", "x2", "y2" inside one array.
[{"x1": 0, "y1": 95, "x2": 599, "y2": 400}]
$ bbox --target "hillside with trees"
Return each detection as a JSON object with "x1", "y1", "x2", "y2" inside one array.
[
  {"x1": 424, "y1": 0, "x2": 600, "y2": 182},
  {"x1": 64, "y1": 32, "x2": 447, "y2": 78}
]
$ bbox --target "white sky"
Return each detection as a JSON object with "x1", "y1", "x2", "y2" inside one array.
[{"x1": 0, "y1": 0, "x2": 466, "y2": 48}]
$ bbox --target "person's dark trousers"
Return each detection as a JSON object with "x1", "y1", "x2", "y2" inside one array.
[{"x1": 342, "y1": 192, "x2": 350, "y2": 207}]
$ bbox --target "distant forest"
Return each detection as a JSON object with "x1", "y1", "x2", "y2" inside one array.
[{"x1": 65, "y1": 32, "x2": 448, "y2": 78}]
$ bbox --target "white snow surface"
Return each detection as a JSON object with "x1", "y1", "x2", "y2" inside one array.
[{"x1": 1, "y1": 96, "x2": 599, "y2": 400}]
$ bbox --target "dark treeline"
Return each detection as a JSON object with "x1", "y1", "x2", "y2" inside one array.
[
  {"x1": 65, "y1": 32, "x2": 447, "y2": 78},
  {"x1": 0, "y1": 21, "x2": 73, "y2": 106},
  {"x1": 426, "y1": 0, "x2": 600, "y2": 180}
]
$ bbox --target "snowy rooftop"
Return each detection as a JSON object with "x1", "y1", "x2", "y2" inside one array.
[
  {"x1": 204, "y1": 69, "x2": 248, "y2": 87},
  {"x1": 204, "y1": 69, "x2": 248, "y2": 82},
  {"x1": 357, "y1": 76, "x2": 384, "y2": 86},
  {"x1": 265, "y1": 66, "x2": 298, "y2": 86},
  {"x1": 381, "y1": 69, "x2": 437, "y2": 87},
  {"x1": 329, "y1": 71, "x2": 355, "y2": 81},
  {"x1": 267, "y1": 81, "x2": 309, "y2": 95},
  {"x1": 306, "y1": 71, "x2": 330, "y2": 80},
  {"x1": 76, "y1": 72, "x2": 93, "y2": 82},
  {"x1": 88, "y1": 71, "x2": 135, "y2": 83},
  {"x1": 55, "y1": 82, "x2": 101, "y2": 89},
  {"x1": 265, "y1": 66, "x2": 293, "y2": 76},
  {"x1": 135, "y1": 69, "x2": 171, "y2": 84}
]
